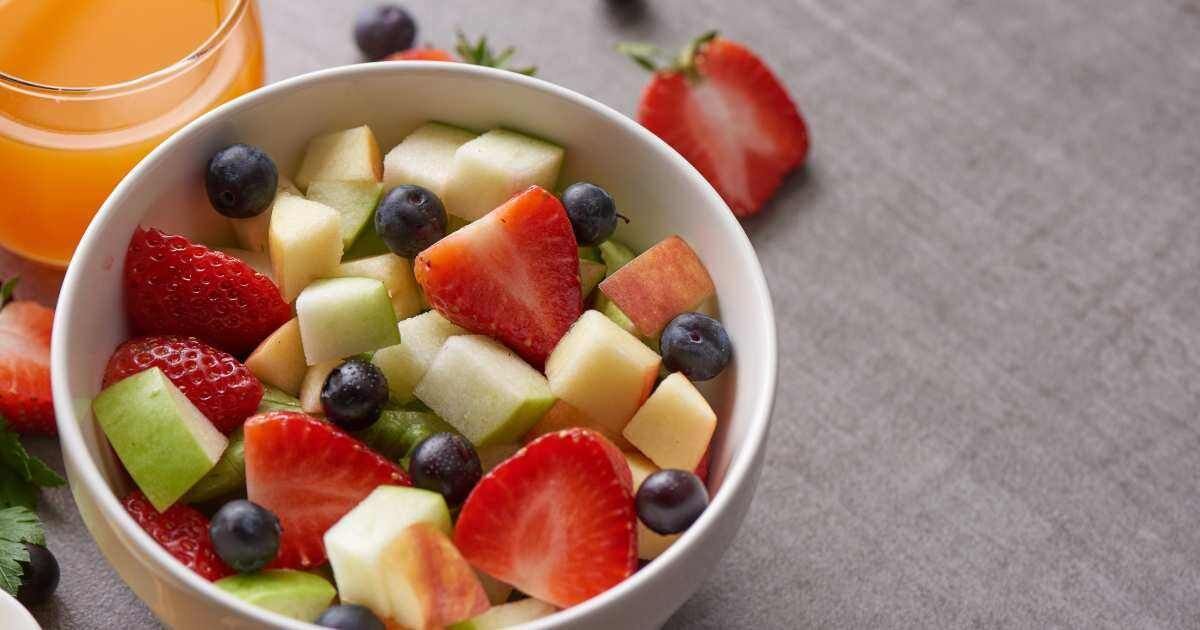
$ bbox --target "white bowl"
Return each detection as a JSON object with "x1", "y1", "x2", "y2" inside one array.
[
  {"x1": 51, "y1": 62, "x2": 777, "y2": 629},
  {"x1": 0, "y1": 591, "x2": 40, "y2": 629}
]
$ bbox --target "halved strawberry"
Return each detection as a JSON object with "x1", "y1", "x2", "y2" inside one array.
[
  {"x1": 0, "y1": 278, "x2": 55, "y2": 436},
  {"x1": 454, "y1": 429, "x2": 637, "y2": 608},
  {"x1": 103, "y1": 336, "x2": 263, "y2": 434},
  {"x1": 627, "y1": 32, "x2": 808, "y2": 217},
  {"x1": 414, "y1": 186, "x2": 582, "y2": 368},
  {"x1": 122, "y1": 490, "x2": 233, "y2": 581},
  {"x1": 243, "y1": 411, "x2": 410, "y2": 569},
  {"x1": 386, "y1": 47, "x2": 456, "y2": 62},
  {"x1": 124, "y1": 227, "x2": 292, "y2": 357}
]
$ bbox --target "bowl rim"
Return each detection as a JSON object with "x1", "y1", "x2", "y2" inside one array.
[{"x1": 51, "y1": 61, "x2": 778, "y2": 629}]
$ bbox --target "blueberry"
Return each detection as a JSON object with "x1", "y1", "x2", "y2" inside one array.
[
  {"x1": 315, "y1": 604, "x2": 387, "y2": 630},
  {"x1": 209, "y1": 500, "x2": 281, "y2": 573},
  {"x1": 561, "y1": 182, "x2": 619, "y2": 246},
  {"x1": 659, "y1": 312, "x2": 732, "y2": 381},
  {"x1": 374, "y1": 185, "x2": 448, "y2": 258},
  {"x1": 408, "y1": 432, "x2": 482, "y2": 508},
  {"x1": 16, "y1": 543, "x2": 59, "y2": 606},
  {"x1": 636, "y1": 469, "x2": 708, "y2": 535},
  {"x1": 321, "y1": 359, "x2": 390, "y2": 431},
  {"x1": 354, "y1": 4, "x2": 417, "y2": 60},
  {"x1": 205, "y1": 143, "x2": 278, "y2": 219}
]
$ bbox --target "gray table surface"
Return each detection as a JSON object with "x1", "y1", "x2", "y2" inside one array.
[{"x1": 5, "y1": 0, "x2": 1200, "y2": 627}]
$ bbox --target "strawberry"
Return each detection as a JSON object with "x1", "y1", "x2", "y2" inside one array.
[
  {"x1": 243, "y1": 411, "x2": 410, "y2": 569},
  {"x1": 454, "y1": 429, "x2": 637, "y2": 608},
  {"x1": 0, "y1": 278, "x2": 55, "y2": 435},
  {"x1": 102, "y1": 336, "x2": 262, "y2": 434},
  {"x1": 122, "y1": 490, "x2": 233, "y2": 581},
  {"x1": 123, "y1": 227, "x2": 292, "y2": 357},
  {"x1": 386, "y1": 47, "x2": 456, "y2": 62},
  {"x1": 414, "y1": 186, "x2": 581, "y2": 368},
  {"x1": 625, "y1": 32, "x2": 808, "y2": 217}
]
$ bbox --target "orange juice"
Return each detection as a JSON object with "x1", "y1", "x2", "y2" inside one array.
[{"x1": 0, "y1": 0, "x2": 264, "y2": 267}]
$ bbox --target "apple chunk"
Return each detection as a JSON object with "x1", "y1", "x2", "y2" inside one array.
[
  {"x1": 449, "y1": 598, "x2": 557, "y2": 630},
  {"x1": 544, "y1": 310, "x2": 661, "y2": 437},
  {"x1": 379, "y1": 523, "x2": 489, "y2": 629},
  {"x1": 92, "y1": 368, "x2": 228, "y2": 511},
  {"x1": 372, "y1": 311, "x2": 466, "y2": 404},
  {"x1": 299, "y1": 359, "x2": 341, "y2": 414},
  {"x1": 306, "y1": 180, "x2": 384, "y2": 249},
  {"x1": 246, "y1": 318, "x2": 307, "y2": 396},
  {"x1": 294, "y1": 125, "x2": 382, "y2": 191},
  {"x1": 599, "y1": 236, "x2": 715, "y2": 338},
  {"x1": 624, "y1": 452, "x2": 679, "y2": 560},
  {"x1": 229, "y1": 176, "x2": 299, "y2": 253},
  {"x1": 523, "y1": 399, "x2": 632, "y2": 451},
  {"x1": 296, "y1": 277, "x2": 400, "y2": 365},
  {"x1": 331, "y1": 254, "x2": 424, "y2": 320},
  {"x1": 268, "y1": 195, "x2": 343, "y2": 302},
  {"x1": 622, "y1": 372, "x2": 716, "y2": 471},
  {"x1": 414, "y1": 335, "x2": 554, "y2": 446},
  {"x1": 383, "y1": 122, "x2": 478, "y2": 200},
  {"x1": 325, "y1": 486, "x2": 452, "y2": 623},
  {"x1": 441, "y1": 129, "x2": 565, "y2": 221}
]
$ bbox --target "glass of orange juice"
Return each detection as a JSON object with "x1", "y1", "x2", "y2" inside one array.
[{"x1": 0, "y1": 0, "x2": 264, "y2": 267}]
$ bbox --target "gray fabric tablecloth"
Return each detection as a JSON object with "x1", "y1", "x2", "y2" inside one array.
[{"x1": 12, "y1": 1, "x2": 1200, "y2": 627}]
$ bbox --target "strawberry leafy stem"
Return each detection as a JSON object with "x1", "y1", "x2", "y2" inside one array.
[
  {"x1": 455, "y1": 31, "x2": 537, "y2": 76},
  {"x1": 619, "y1": 30, "x2": 719, "y2": 81}
]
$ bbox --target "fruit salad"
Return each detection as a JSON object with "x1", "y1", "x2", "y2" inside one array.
[{"x1": 92, "y1": 120, "x2": 734, "y2": 628}]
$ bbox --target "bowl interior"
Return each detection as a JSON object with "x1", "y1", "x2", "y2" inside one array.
[{"x1": 53, "y1": 63, "x2": 775, "y2": 627}]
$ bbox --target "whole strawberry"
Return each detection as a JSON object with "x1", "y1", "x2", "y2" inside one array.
[
  {"x1": 123, "y1": 227, "x2": 292, "y2": 357},
  {"x1": 623, "y1": 32, "x2": 809, "y2": 217},
  {"x1": 103, "y1": 336, "x2": 262, "y2": 434},
  {"x1": 122, "y1": 490, "x2": 233, "y2": 581},
  {"x1": 0, "y1": 277, "x2": 56, "y2": 435}
]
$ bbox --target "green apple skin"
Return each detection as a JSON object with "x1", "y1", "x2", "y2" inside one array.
[
  {"x1": 578, "y1": 245, "x2": 602, "y2": 263},
  {"x1": 599, "y1": 239, "x2": 636, "y2": 276},
  {"x1": 92, "y1": 368, "x2": 227, "y2": 512},
  {"x1": 295, "y1": 277, "x2": 401, "y2": 365},
  {"x1": 448, "y1": 598, "x2": 557, "y2": 630},
  {"x1": 354, "y1": 408, "x2": 456, "y2": 461},
  {"x1": 214, "y1": 569, "x2": 336, "y2": 622},
  {"x1": 332, "y1": 254, "x2": 424, "y2": 320},
  {"x1": 413, "y1": 335, "x2": 555, "y2": 447},
  {"x1": 182, "y1": 428, "x2": 246, "y2": 504},
  {"x1": 258, "y1": 385, "x2": 302, "y2": 413},
  {"x1": 579, "y1": 259, "x2": 606, "y2": 300},
  {"x1": 306, "y1": 180, "x2": 384, "y2": 249},
  {"x1": 343, "y1": 221, "x2": 391, "y2": 260}
]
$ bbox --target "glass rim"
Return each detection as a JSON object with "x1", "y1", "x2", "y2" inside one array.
[{"x1": 0, "y1": 0, "x2": 250, "y2": 96}]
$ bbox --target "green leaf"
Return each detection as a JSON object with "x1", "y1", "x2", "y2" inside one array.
[
  {"x1": 0, "y1": 418, "x2": 65, "y2": 488},
  {"x1": 0, "y1": 506, "x2": 45, "y2": 596},
  {"x1": 0, "y1": 469, "x2": 37, "y2": 510},
  {"x1": 0, "y1": 277, "x2": 16, "y2": 310},
  {"x1": 454, "y1": 31, "x2": 537, "y2": 76},
  {"x1": 617, "y1": 42, "x2": 663, "y2": 72}
]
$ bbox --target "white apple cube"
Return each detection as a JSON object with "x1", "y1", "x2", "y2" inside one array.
[
  {"x1": 229, "y1": 176, "x2": 300, "y2": 253},
  {"x1": 623, "y1": 372, "x2": 716, "y2": 471},
  {"x1": 92, "y1": 368, "x2": 228, "y2": 511},
  {"x1": 268, "y1": 195, "x2": 343, "y2": 302},
  {"x1": 296, "y1": 277, "x2": 400, "y2": 365},
  {"x1": 449, "y1": 598, "x2": 557, "y2": 630},
  {"x1": 383, "y1": 122, "x2": 478, "y2": 200},
  {"x1": 245, "y1": 318, "x2": 307, "y2": 396},
  {"x1": 299, "y1": 359, "x2": 341, "y2": 414},
  {"x1": 306, "y1": 180, "x2": 384, "y2": 249},
  {"x1": 624, "y1": 452, "x2": 680, "y2": 560},
  {"x1": 523, "y1": 399, "x2": 632, "y2": 451},
  {"x1": 545, "y1": 310, "x2": 661, "y2": 437},
  {"x1": 331, "y1": 254, "x2": 424, "y2": 320},
  {"x1": 325, "y1": 486, "x2": 452, "y2": 622},
  {"x1": 294, "y1": 125, "x2": 382, "y2": 191},
  {"x1": 371, "y1": 311, "x2": 466, "y2": 403},
  {"x1": 441, "y1": 129, "x2": 565, "y2": 221},
  {"x1": 414, "y1": 335, "x2": 555, "y2": 446}
]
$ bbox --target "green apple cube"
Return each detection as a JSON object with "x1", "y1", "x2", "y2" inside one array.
[
  {"x1": 449, "y1": 598, "x2": 557, "y2": 630},
  {"x1": 325, "y1": 486, "x2": 451, "y2": 622},
  {"x1": 92, "y1": 368, "x2": 228, "y2": 511},
  {"x1": 246, "y1": 318, "x2": 307, "y2": 396},
  {"x1": 599, "y1": 239, "x2": 636, "y2": 276},
  {"x1": 296, "y1": 277, "x2": 400, "y2": 365},
  {"x1": 306, "y1": 179, "x2": 384, "y2": 249},
  {"x1": 299, "y1": 359, "x2": 341, "y2": 414},
  {"x1": 268, "y1": 194, "x2": 343, "y2": 302},
  {"x1": 579, "y1": 258, "x2": 606, "y2": 300},
  {"x1": 413, "y1": 335, "x2": 555, "y2": 446},
  {"x1": 215, "y1": 570, "x2": 336, "y2": 622},
  {"x1": 332, "y1": 254, "x2": 424, "y2": 320},
  {"x1": 383, "y1": 122, "x2": 478, "y2": 200},
  {"x1": 294, "y1": 125, "x2": 382, "y2": 191},
  {"x1": 229, "y1": 177, "x2": 300, "y2": 253},
  {"x1": 371, "y1": 311, "x2": 466, "y2": 403},
  {"x1": 441, "y1": 129, "x2": 565, "y2": 221},
  {"x1": 183, "y1": 428, "x2": 245, "y2": 505}
]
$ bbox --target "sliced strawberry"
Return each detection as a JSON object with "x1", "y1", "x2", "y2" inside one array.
[
  {"x1": 414, "y1": 186, "x2": 582, "y2": 368},
  {"x1": 0, "y1": 296, "x2": 55, "y2": 436},
  {"x1": 694, "y1": 445, "x2": 711, "y2": 484},
  {"x1": 386, "y1": 47, "x2": 456, "y2": 62},
  {"x1": 102, "y1": 336, "x2": 262, "y2": 434},
  {"x1": 454, "y1": 428, "x2": 637, "y2": 608},
  {"x1": 243, "y1": 411, "x2": 410, "y2": 569},
  {"x1": 122, "y1": 490, "x2": 232, "y2": 581},
  {"x1": 123, "y1": 227, "x2": 292, "y2": 357},
  {"x1": 632, "y1": 33, "x2": 808, "y2": 217}
]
